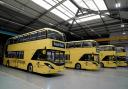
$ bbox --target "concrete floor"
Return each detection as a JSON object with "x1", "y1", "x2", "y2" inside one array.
[{"x1": 0, "y1": 65, "x2": 128, "y2": 89}]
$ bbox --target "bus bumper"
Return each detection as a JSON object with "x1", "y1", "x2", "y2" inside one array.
[{"x1": 43, "y1": 66, "x2": 65, "y2": 74}]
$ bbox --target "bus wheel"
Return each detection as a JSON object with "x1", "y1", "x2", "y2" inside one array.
[
  {"x1": 6, "y1": 61, "x2": 9, "y2": 67},
  {"x1": 75, "y1": 63, "x2": 81, "y2": 70},
  {"x1": 27, "y1": 64, "x2": 33, "y2": 72},
  {"x1": 100, "y1": 62, "x2": 104, "y2": 68}
]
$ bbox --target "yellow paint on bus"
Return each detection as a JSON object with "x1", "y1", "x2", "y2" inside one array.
[
  {"x1": 3, "y1": 28, "x2": 66, "y2": 74},
  {"x1": 65, "y1": 40, "x2": 100, "y2": 70},
  {"x1": 98, "y1": 45, "x2": 117, "y2": 68}
]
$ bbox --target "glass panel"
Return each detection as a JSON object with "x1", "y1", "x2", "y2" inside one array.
[
  {"x1": 80, "y1": 54, "x2": 94, "y2": 61},
  {"x1": 47, "y1": 51, "x2": 52, "y2": 61},
  {"x1": 84, "y1": 0, "x2": 98, "y2": 11},
  {"x1": 66, "y1": 42, "x2": 75, "y2": 48},
  {"x1": 56, "y1": 4, "x2": 74, "y2": 18},
  {"x1": 74, "y1": 0, "x2": 89, "y2": 9},
  {"x1": 46, "y1": 50, "x2": 65, "y2": 64},
  {"x1": 63, "y1": 0, "x2": 78, "y2": 14},
  {"x1": 99, "y1": 46, "x2": 115, "y2": 51},
  {"x1": 94, "y1": 0, "x2": 108, "y2": 10},
  {"x1": 47, "y1": 30, "x2": 64, "y2": 41},
  {"x1": 37, "y1": 31, "x2": 46, "y2": 39},
  {"x1": 75, "y1": 0, "x2": 107, "y2": 11},
  {"x1": 32, "y1": 49, "x2": 46, "y2": 60},
  {"x1": 32, "y1": 0, "x2": 78, "y2": 20},
  {"x1": 74, "y1": 42, "x2": 82, "y2": 47},
  {"x1": 76, "y1": 15, "x2": 102, "y2": 23},
  {"x1": 82, "y1": 41, "x2": 95, "y2": 47},
  {"x1": 103, "y1": 55, "x2": 115, "y2": 61},
  {"x1": 51, "y1": 9, "x2": 70, "y2": 20},
  {"x1": 116, "y1": 47, "x2": 125, "y2": 52},
  {"x1": 116, "y1": 56, "x2": 126, "y2": 61},
  {"x1": 32, "y1": 0, "x2": 56, "y2": 10}
]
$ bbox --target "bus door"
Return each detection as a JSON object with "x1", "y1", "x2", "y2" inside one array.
[{"x1": 31, "y1": 49, "x2": 47, "y2": 72}]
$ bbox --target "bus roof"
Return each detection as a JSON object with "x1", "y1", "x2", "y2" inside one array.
[
  {"x1": 10, "y1": 28, "x2": 63, "y2": 39},
  {"x1": 66, "y1": 40, "x2": 97, "y2": 43},
  {"x1": 99, "y1": 45, "x2": 115, "y2": 47},
  {"x1": 116, "y1": 47, "x2": 125, "y2": 49}
]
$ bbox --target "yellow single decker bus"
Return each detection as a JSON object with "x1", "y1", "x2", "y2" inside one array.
[
  {"x1": 116, "y1": 47, "x2": 127, "y2": 67},
  {"x1": 65, "y1": 40, "x2": 100, "y2": 70},
  {"x1": 98, "y1": 45, "x2": 117, "y2": 68},
  {"x1": 3, "y1": 28, "x2": 67, "y2": 74}
]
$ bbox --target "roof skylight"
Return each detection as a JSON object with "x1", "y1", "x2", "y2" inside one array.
[
  {"x1": 32, "y1": 0, "x2": 55, "y2": 10},
  {"x1": 32, "y1": 0, "x2": 108, "y2": 23},
  {"x1": 32, "y1": 0, "x2": 77, "y2": 20},
  {"x1": 51, "y1": 9, "x2": 70, "y2": 20},
  {"x1": 75, "y1": 0, "x2": 108, "y2": 11},
  {"x1": 69, "y1": 14, "x2": 105, "y2": 24}
]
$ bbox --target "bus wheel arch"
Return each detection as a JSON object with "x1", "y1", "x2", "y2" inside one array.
[
  {"x1": 100, "y1": 62, "x2": 104, "y2": 68},
  {"x1": 75, "y1": 63, "x2": 81, "y2": 70},
  {"x1": 27, "y1": 63, "x2": 33, "y2": 72}
]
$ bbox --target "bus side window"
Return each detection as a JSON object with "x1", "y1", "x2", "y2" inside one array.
[
  {"x1": 102, "y1": 56, "x2": 109, "y2": 61},
  {"x1": 79, "y1": 54, "x2": 88, "y2": 61},
  {"x1": 31, "y1": 33, "x2": 37, "y2": 41},
  {"x1": 26, "y1": 35, "x2": 30, "y2": 41},
  {"x1": 82, "y1": 42, "x2": 88, "y2": 47},
  {"x1": 19, "y1": 37, "x2": 23, "y2": 43},
  {"x1": 74, "y1": 42, "x2": 81, "y2": 48},
  {"x1": 68, "y1": 43, "x2": 74, "y2": 48},
  {"x1": 29, "y1": 34, "x2": 33, "y2": 41},
  {"x1": 32, "y1": 49, "x2": 46, "y2": 60}
]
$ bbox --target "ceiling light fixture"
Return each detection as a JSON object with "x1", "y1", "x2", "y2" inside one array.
[
  {"x1": 105, "y1": 12, "x2": 110, "y2": 15},
  {"x1": 122, "y1": 32, "x2": 126, "y2": 35},
  {"x1": 121, "y1": 24, "x2": 124, "y2": 27},
  {"x1": 115, "y1": 3, "x2": 121, "y2": 8},
  {"x1": 49, "y1": 23, "x2": 54, "y2": 26},
  {"x1": 91, "y1": 29, "x2": 94, "y2": 32}
]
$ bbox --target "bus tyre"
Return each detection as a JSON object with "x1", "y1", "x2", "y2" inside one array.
[
  {"x1": 100, "y1": 62, "x2": 104, "y2": 68},
  {"x1": 75, "y1": 63, "x2": 81, "y2": 70},
  {"x1": 27, "y1": 64, "x2": 33, "y2": 72}
]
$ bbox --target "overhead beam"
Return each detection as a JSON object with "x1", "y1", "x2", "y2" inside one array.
[
  {"x1": 71, "y1": 21, "x2": 122, "y2": 31},
  {"x1": 70, "y1": 0, "x2": 83, "y2": 13}
]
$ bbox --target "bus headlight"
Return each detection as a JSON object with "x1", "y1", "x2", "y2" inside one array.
[{"x1": 44, "y1": 63, "x2": 54, "y2": 69}]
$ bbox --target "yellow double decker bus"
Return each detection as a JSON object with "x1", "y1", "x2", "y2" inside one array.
[
  {"x1": 116, "y1": 47, "x2": 127, "y2": 67},
  {"x1": 98, "y1": 45, "x2": 117, "y2": 68},
  {"x1": 3, "y1": 28, "x2": 67, "y2": 74},
  {"x1": 65, "y1": 40, "x2": 100, "y2": 70}
]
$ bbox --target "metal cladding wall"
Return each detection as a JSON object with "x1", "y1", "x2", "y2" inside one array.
[
  {"x1": 110, "y1": 31, "x2": 128, "y2": 61},
  {"x1": 110, "y1": 31, "x2": 128, "y2": 47}
]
